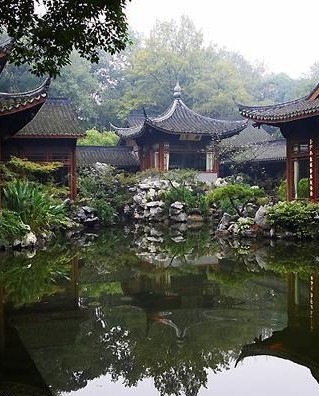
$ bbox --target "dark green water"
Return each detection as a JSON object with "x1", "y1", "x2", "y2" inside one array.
[{"x1": 1, "y1": 226, "x2": 319, "y2": 395}]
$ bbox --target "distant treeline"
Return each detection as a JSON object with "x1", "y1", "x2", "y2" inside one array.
[{"x1": 1, "y1": 16, "x2": 318, "y2": 130}]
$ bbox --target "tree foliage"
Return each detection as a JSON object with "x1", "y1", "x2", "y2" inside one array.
[
  {"x1": 0, "y1": 0, "x2": 131, "y2": 76},
  {"x1": 206, "y1": 183, "x2": 265, "y2": 216},
  {"x1": 1, "y1": 15, "x2": 318, "y2": 128},
  {"x1": 77, "y1": 128, "x2": 119, "y2": 146}
]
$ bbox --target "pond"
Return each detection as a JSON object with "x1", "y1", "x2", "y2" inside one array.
[{"x1": 1, "y1": 225, "x2": 319, "y2": 396}]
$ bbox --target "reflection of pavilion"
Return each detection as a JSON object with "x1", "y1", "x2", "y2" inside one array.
[
  {"x1": 122, "y1": 272, "x2": 240, "y2": 341},
  {"x1": 237, "y1": 273, "x2": 319, "y2": 383}
]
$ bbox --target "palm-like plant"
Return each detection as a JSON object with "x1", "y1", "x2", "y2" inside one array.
[{"x1": 3, "y1": 179, "x2": 68, "y2": 233}]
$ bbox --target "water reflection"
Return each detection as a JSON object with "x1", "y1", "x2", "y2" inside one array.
[{"x1": 1, "y1": 228, "x2": 319, "y2": 395}]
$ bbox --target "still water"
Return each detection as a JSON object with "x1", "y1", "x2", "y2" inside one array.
[{"x1": 1, "y1": 225, "x2": 319, "y2": 395}]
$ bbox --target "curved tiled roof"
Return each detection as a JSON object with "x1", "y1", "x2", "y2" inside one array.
[
  {"x1": 245, "y1": 139, "x2": 286, "y2": 162},
  {"x1": 17, "y1": 97, "x2": 85, "y2": 137},
  {"x1": 222, "y1": 139, "x2": 286, "y2": 164},
  {"x1": 0, "y1": 78, "x2": 50, "y2": 115},
  {"x1": 221, "y1": 122, "x2": 274, "y2": 148},
  {"x1": 0, "y1": 78, "x2": 51, "y2": 138},
  {"x1": 76, "y1": 146, "x2": 140, "y2": 169},
  {"x1": 111, "y1": 89, "x2": 248, "y2": 140},
  {"x1": 238, "y1": 83, "x2": 319, "y2": 124}
]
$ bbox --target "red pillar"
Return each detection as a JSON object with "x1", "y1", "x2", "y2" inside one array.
[
  {"x1": 158, "y1": 143, "x2": 164, "y2": 171},
  {"x1": 69, "y1": 147, "x2": 77, "y2": 200},
  {"x1": 286, "y1": 140, "x2": 293, "y2": 201},
  {"x1": 309, "y1": 138, "x2": 316, "y2": 201}
]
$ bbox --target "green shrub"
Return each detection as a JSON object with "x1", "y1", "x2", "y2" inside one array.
[
  {"x1": 298, "y1": 178, "x2": 309, "y2": 199},
  {"x1": 3, "y1": 179, "x2": 68, "y2": 233},
  {"x1": 206, "y1": 183, "x2": 265, "y2": 215},
  {"x1": 276, "y1": 179, "x2": 287, "y2": 201},
  {"x1": 159, "y1": 169, "x2": 209, "y2": 216},
  {"x1": 276, "y1": 178, "x2": 310, "y2": 201},
  {"x1": 90, "y1": 199, "x2": 116, "y2": 225},
  {"x1": 77, "y1": 128, "x2": 119, "y2": 146},
  {"x1": 78, "y1": 164, "x2": 137, "y2": 220},
  {"x1": 267, "y1": 200, "x2": 319, "y2": 238},
  {"x1": 0, "y1": 209, "x2": 28, "y2": 244}
]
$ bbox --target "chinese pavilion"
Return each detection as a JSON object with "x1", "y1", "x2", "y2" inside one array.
[
  {"x1": 3, "y1": 98, "x2": 85, "y2": 199},
  {"x1": 238, "y1": 84, "x2": 319, "y2": 201},
  {"x1": 111, "y1": 83, "x2": 248, "y2": 183},
  {"x1": 0, "y1": 39, "x2": 85, "y2": 200},
  {"x1": 0, "y1": 39, "x2": 51, "y2": 206}
]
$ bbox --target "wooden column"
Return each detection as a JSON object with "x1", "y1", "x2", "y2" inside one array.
[
  {"x1": 158, "y1": 143, "x2": 164, "y2": 171},
  {"x1": 309, "y1": 138, "x2": 316, "y2": 201},
  {"x1": 286, "y1": 140, "x2": 293, "y2": 201},
  {"x1": 70, "y1": 146, "x2": 77, "y2": 200}
]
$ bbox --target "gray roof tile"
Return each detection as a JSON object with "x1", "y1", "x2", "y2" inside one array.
[
  {"x1": 112, "y1": 98, "x2": 248, "y2": 140},
  {"x1": 238, "y1": 83, "x2": 319, "y2": 124},
  {"x1": 17, "y1": 97, "x2": 85, "y2": 137},
  {"x1": 77, "y1": 146, "x2": 140, "y2": 169}
]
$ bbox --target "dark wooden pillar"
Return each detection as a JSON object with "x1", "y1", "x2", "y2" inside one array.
[
  {"x1": 158, "y1": 143, "x2": 164, "y2": 171},
  {"x1": 309, "y1": 138, "x2": 316, "y2": 201},
  {"x1": 70, "y1": 146, "x2": 77, "y2": 200},
  {"x1": 286, "y1": 139, "x2": 293, "y2": 201}
]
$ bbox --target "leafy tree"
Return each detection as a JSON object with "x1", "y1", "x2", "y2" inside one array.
[
  {"x1": 77, "y1": 128, "x2": 119, "y2": 146},
  {"x1": 206, "y1": 183, "x2": 265, "y2": 216},
  {"x1": 50, "y1": 51, "x2": 101, "y2": 123},
  {"x1": 0, "y1": 0, "x2": 131, "y2": 76},
  {"x1": 107, "y1": 16, "x2": 264, "y2": 122}
]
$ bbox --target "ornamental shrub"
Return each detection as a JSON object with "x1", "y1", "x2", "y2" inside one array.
[
  {"x1": 276, "y1": 178, "x2": 310, "y2": 201},
  {"x1": 3, "y1": 179, "x2": 68, "y2": 233},
  {"x1": 267, "y1": 200, "x2": 319, "y2": 238},
  {"x1": 0, "y1": 209, "x2": 28, "y2": 244},
  {"x1": 206, "y1": 183, "x2": 265, "y2": 216},
  {"x1": 78, "y1": 164, "x2": 137, "y2": 224},
  {"x1": 160, "y1": 169, "x2": 209, "y2": 216}
]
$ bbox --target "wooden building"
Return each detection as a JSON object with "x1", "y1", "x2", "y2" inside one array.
[
  {"x1": 77, "y1": 145, "x2": 140, "y2": 172},
  {"x1": 111, "y1": 83, "x2": 248, "y2": 183},
  {"x1": 0, "y1": 39, "x2": 51, "y2": 206},
  {"x1": 238, "y1": 84, "x2": 319, "y2": 201},
  {"x1": 220, "y1": 122, "x2": 286, "y2": 189},
  {"x1": 0, "y1": 39, "x2": 85, "y2": 200},
  {"x1": 3, "y1": 98, "x2": 85, "y2": 199}
]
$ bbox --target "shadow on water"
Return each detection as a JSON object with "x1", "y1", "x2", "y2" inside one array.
[{"x1": 1, "y1": 226, "x2": 319, "y2": 395}]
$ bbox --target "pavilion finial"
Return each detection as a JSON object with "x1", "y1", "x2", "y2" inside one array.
[{"x1": 173, "y1": 81, "x2": 182, "y2": 99}]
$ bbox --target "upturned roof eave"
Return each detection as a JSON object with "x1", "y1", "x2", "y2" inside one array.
[
  {"x1": 0, "y1": 78, "x2": 51, "y2": 115},
  {"x1": 240, "y1": 109, "x2": 319, "y2": 125},
  {"x1": 0, "y1": 77, "x2": 51, "y2": 101}
]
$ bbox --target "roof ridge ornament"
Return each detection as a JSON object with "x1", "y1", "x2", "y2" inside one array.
[{"x1": 173, "y1": 81, "x2": 182, "y2": 99}]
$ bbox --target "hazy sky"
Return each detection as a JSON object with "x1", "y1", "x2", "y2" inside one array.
[{"x1": 125, "y1": 0, "x2": 319, "y2": 78}]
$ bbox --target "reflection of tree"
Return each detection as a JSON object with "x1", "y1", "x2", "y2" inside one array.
[
  {"x1": 0, "y1": 246, "x2": 75, "y2": 308},
  {"x1": 9, "y1": 228, "x2": 316, "y2": 395},
  {"x1": 264, "y1": 241, "x2": 319, "y2": 278}
]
